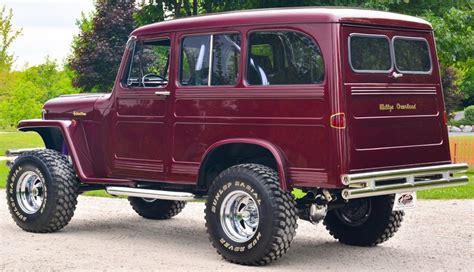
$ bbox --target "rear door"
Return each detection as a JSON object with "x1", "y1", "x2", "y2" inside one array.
[{"x1": 342, "y1": 25, "x2": 451, "y2": 172}]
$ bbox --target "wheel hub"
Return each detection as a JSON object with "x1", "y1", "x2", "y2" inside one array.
[
  {"x1": 336, "y1": 198, "x2": 372, "y2": 227},
  {"x1": 15, "y1": 171, "x2": 45, "y2": 214},
  {"x1": 220, "y1": 190, "x2": 260, "y2": 243}
]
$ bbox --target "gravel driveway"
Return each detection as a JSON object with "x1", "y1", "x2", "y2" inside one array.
[{"x1": 0, "y1": 190, "x2": 472, "y2": 271}]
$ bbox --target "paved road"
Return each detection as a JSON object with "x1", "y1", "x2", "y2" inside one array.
[
  {"x1": 449, "y1": 132, "x2": 474, "y2": 137},
  {"x1": 0, "y1": 190, "x2": 473, "y2": 271},
  {"x1": 454, "y1": 111, "x2": 465, "y2": 121}
]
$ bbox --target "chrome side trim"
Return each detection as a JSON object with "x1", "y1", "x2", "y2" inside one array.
[
  {"x1": 106, "y1": 186, "x2": 196, "y2": 201},
  {"x1": 341, "y1": 163, "x2": 469, "y2": 200}
]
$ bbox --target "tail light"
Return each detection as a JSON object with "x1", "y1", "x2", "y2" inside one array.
[
  {"x1": 444, "y1": 111, "x2": 448, "y2": 126},
  {"x1": 330, "y1": 113, "x2": 346, "y2": 129}
]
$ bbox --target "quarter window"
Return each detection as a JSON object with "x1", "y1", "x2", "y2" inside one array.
[
  {"x1": 180, "y1": 33, "x2": 241, "y2": 86},
  {"x1": 349, "y1": 35, "x2": 391, "y2": 72},
  {"x1": 247, "y1": 31, "x2": 324, "y2": 85},
  {"x1": 126, "y1": 39, "x2": 170, "y2": 87},
  {"x1": 393, "y1": 37, "x2": 431, "y2": 73}
]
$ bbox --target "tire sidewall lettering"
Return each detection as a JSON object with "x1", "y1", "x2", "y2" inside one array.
[
  {"x1": 209, "y1": 179, "x2": 266, "y2": 253},
  {"x1": 7, "y1": 161, "x2": 49, "y2": 222}
]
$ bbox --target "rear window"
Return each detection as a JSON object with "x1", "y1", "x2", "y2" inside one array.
[
  {"x1": 349, "y1": 34, "x2": 391, "y2": 72},
  {"x1": 393, "y1": 37, "x2": 431, "y2": 73},
  {"x1": 349, "y1": 33, "x2": 432, "y2": 74}
]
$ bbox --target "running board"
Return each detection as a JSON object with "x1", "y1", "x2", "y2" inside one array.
[{"x1": 106, "y1": 186, "x2": 196, "y2": 201}]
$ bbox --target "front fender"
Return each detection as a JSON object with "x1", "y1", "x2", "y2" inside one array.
[{"x1": 18, "y1": 119, "x2": 94, "y2": 182}]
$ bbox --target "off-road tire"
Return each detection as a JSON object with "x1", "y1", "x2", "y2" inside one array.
[
  {"x1": 324, "y1": 195, "x2": 404, "y2": 246},
  {"x1": 128, "y1": 197, "x2": 186, "y2": 220},
  {"x1": 205, "y1": 164, "x2": 298, "y2": 266},
  {"x1": 6, "y1": 149, "x2": 79, "y2": 233}
]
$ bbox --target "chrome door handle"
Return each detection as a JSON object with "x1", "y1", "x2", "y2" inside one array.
[
  {"x1": 389, "y1": 71, "x2": 403, "y2": 79},
  {"x1": 154, "y1": 91, "x2": 171, "y2": 97}
]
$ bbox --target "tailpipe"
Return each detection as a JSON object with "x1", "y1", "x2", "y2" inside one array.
[
  {"x1": 308, "y1": 203, "x2": 327, "y2": 224},
  {"x1": 106, "y1": 186, "x2": 196, "y2": 201}
]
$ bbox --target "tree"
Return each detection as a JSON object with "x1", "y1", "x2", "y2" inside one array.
[
  {"x1": 423, "y1": 8, "x2": 474, "y2": 106},
  {"x1": 0, "y1": 5, "x2": 22, "y2": 72},
  {"x1": 134, "y1": 0, "x2": 200, "y2": 25},
  {"x1": 68, "y1": 0, "x2": 135, "y2": 92},
  {"x1": 441, "y1": 66, "x2": 464, "y2": 117},
  {"x1": 0, "y1": 60, "x2": 80, "y2": 128}
]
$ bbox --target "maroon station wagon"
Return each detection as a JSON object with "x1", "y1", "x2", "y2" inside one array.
[{"x1": 6, "y1": 8, "x2": 469, "y2": 265}]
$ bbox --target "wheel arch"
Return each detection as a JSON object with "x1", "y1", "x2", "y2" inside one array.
[
  {"x1": 19, "y1": 126, "x2": 65, "y2": 152},
  {"x1": 198, "y1": 138, "x2": 290, "y2": 191}
]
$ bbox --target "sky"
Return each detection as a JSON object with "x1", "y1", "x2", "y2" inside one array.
[{"x1": 3, "y1": 0, "x2": 95, "y2": 69}]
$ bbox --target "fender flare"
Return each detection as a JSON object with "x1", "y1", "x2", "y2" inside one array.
[
  {"x1": 17, "y1": 119, "x2": 93, "y2": 182},
  {"x1": 199, "y1": 138, "x2": 290, "y2": 191}
]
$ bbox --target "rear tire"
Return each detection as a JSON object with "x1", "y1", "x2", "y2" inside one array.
[
  {"x1": 128, "y1": 197, "x2": 186, "y2": 220},
  {"x1": 205, "y1": 164, "x2": 298, "y2": 265},
  {"x1": 6, "y1": 149, "x2": 79, "y2": 233},
  {"x1": 324, "y1": 195, "x2": 404, "y2": 246}
]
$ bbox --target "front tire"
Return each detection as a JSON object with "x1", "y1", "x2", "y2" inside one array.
[
  {"x1": 205, "y1": 164, "x2": 298, "y2": 265},
  {"x1": 128, "y1": 197, "x2": 186, "y2": 220},
  {"x1": 6, "y1": 149, "x2": 79, "y2": 233},
  {"x1": 324, "y1": 195, "x2": 404, "y2": 246}
]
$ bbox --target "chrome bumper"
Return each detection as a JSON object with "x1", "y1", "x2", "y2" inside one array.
[{"x1": 341, "y1": 163, "x2": 469, "y2": 200}]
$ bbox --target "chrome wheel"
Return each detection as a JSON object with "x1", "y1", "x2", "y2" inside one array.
[
  {"x1": 220, "y1": 190, "x2": 259, "y2": 243},
  {"x1": 15, "y1": 171, "x2": 46, "y2": 214}
]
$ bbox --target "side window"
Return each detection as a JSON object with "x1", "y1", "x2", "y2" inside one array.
[
  {"x1": 126, "y1": 39, "x2": 170, "y2": 88},
  {"x1": 349, "y1": 34, "x2": 391, "y2": 72},
  {"x1": 393, "y1": 37, "x2": 431, "y2": 73},
  {"x1": 246, "y1": 31, "x2": 324, "y2": 85},
  {"x1": 180, "y1": 33, "x2": 241, "y2": 86},
  {"x1": 181, "y1": 35, "x2": 211, "y2": 86},
  {"x1": 211, "y1": 34, "x2": 241, "y2": 85}
]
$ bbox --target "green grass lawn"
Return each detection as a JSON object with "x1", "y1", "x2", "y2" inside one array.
[
  {"x1": 0, "y1": 131, "x2": 44, "y2": 155},
  {"x1": 417, "y1": 169, "x2": 473, "y2": 199},
  {"x1": 0, "y1": 131, "x2": 472, "y2": 199}
]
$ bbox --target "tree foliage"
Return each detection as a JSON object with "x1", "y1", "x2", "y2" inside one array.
[
  {"x1": 0, "y1": 6, "x2": 22, "y2": 72},
  {"x1": 423, "y1": 8, "x2": 474, "y2": 106},
  {"x1": 465, "y1": 105, "x2": 474, "y2": 123},
  {"x1": 0, "y1": 60, "x2": 80, "y2": 128},
  {"x1": 441, "y1": 66, "x2": 465, "y2": 116},
  {"x1": 68, "y1": 0, "x2": 135, "y2": 92}
]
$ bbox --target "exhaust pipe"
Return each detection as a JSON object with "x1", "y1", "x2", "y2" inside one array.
[{"x1": 106, "y1": 186, "x2": 196, "y2": 201}]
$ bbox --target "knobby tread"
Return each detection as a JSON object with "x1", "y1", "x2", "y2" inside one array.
[
  {"x1": 6, "y1": 149, "x2": 79, "y2": 233},
  {"x1": 205, "y1": 163, "x2": 298, "y2": 266},
  {"x1": 323, "y1": 195, "x2": 404, "y2": 246},
  {"x1": 128, "y1": 198, "x2": 186, "y2": 220}
]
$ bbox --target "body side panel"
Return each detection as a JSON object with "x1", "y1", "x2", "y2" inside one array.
[{"x1": 168, "y1": 23, "x2": 335, "y2": 189}]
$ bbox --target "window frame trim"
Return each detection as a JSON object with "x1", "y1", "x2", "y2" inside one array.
[
  {"x1": 178, "y1": 31, "x2": 242, "y2": 88},
  {"x1": 392, "y1": 35, "x2": 433, "y2": 75},
  {"x1": 348, "y1": 33, "x2": 394, "y2": 74}
]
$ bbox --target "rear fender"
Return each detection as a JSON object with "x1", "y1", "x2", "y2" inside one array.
[{"x1": 199, "y1": 138, "x2": 290, "y2": 191}]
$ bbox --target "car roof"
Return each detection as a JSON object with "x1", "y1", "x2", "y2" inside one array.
[{"x1": 131, "y1": 7, "x2": 432, "y2": 36}]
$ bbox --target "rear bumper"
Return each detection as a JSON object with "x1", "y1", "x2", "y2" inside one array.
[{"x1": 341, "y1": 163, "x2": 469, "y2": 200}]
